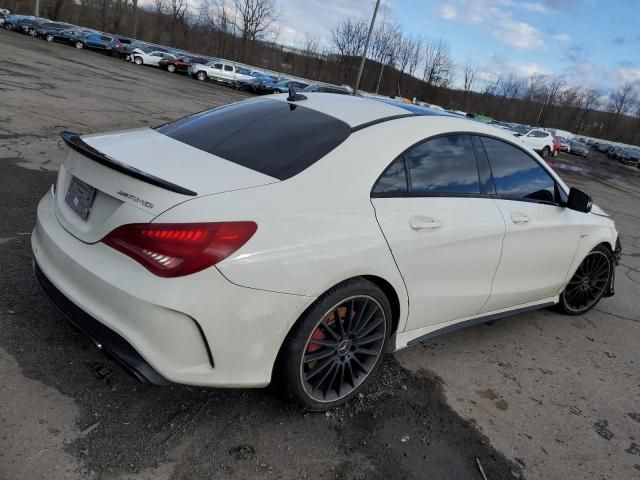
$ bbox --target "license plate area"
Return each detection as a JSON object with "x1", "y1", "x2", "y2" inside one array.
[{"x1": 65, "y1": 176, "x2": 96, "y2": 220}]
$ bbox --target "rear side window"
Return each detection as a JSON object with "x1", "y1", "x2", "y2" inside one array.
[
  {"x1": 406, "y1": 135, "x2": 480, "y2": 194},
  {"x1": 156, "y1": 99, "x2": 351, "y2": 180},
  {"x1": 372, "y1": 134, "x2": 480, "y2": 196},
  {"x1": 480, "y1": 137, "x2": 556, "y2": 203},
  {"x1": 373, "y1": 158, "x2": 408, "y2": 195}
]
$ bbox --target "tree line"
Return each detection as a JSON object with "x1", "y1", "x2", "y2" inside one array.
[{"x1": 9, "y1": 0, "x2": 640, "y2": 146}]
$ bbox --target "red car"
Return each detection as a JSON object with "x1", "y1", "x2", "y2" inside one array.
[
  {"x1": 551, "y1": 136, "x2": 561, "y2": 157},
  {"x1": 158, "y1": 55, "x2": 207, "y2": 74}
]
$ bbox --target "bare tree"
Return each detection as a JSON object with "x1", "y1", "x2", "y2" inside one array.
[
  {"x1": 230, "y1": 0, "x2": 282, "y2": 60},
  {"x1": 301, "y1": 33, "x2": 320, "y2": 77},
  {"x1": 536, "y1": 77, "x2": 563, "y2": 125},
  {"x1": 153, "y1": 0, "x2": 168, "y2": 41},
  {"x1": 330, "y1": 17, "x2": 368, "y2": 83},
  {"x1": 610, "y1": 82, "x2": 636, "y2": 119},
  {"x1": 575, "y1": 88, "x2": 600, "y2": 131},
  {"x1": 462, "y1": 59, "x2": 476, "y2": 109},
  {"x1": 168, "y1": 0, "x2": 187, "y2": 45},
  {"x1": 131, "y1": 0, "x2": 139, "y2": 37},
  {"x1": 420, "y1": 39, "x2": 453, "y2": 100}
]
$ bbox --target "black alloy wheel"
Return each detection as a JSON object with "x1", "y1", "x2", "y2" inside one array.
[
  {"x1": 558, "y1": 246, "x2": 613, "y2": 315},
  {"x1": 277, "y1": 278, "x2": 391, "y2": 410},
  {"x1": 301, "y1": 295, "x2": 386, "y2": 403}
]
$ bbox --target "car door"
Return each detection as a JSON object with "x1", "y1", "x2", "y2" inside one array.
[
  {"x1": 223, "y1": 64, "x2": 234, "y2": 81},
  {"x1": 210, "y1": 63, "x2": 224, "y2": 80},
  {"x1": 85, "y1": 34, "x2": 100, "y2": 48},
  {"x1": 100, "y1": 36, "x2": 113, "y2": 49},
  {"x1": 372, "y1": 134, "x2": 506, "y2": 332},
  {"x1": 148, "y1": 52, "x2": 164, "y2": 66},
  {"x1": 478, "y1": 136, "x2": 581, "y2": 312},
  {"x1": 527, "y1": 130, "x2": 547, "y2": 150}
]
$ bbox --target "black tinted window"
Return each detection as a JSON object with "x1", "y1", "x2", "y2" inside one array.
[
  {"x1": 481, "y1": 137, "x2": 556, "y2": 203},
  {"x1": 373, "y1": 158, "x2": 408, "y2": 194},
  {"x1": 156, "y1": 99, "x2": 351, "y2": 180},
  {"x1": 405, "y1": 135, "x2": 480, "y2": 194}
]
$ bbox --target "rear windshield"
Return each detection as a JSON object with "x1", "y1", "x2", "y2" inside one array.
[{"x1": 156, "y1": 99, "x2": 351, "y2": 180}]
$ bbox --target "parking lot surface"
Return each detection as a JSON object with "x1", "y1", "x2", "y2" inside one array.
[{"x1": 1, "y1": 29, "x2": 639, "y2": 480}]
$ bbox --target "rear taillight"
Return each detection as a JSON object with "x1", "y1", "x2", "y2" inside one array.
[{"x1": 102, "y1": 222, "x2": 257, "y2": 277}]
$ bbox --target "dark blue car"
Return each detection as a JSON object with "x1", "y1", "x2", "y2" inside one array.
[{"x1": 75, "y1": 33, "x2": 124, "y2": 56}]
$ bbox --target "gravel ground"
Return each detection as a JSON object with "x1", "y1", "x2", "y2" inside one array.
[{"x1": 1, "y1": 28, "x2": 638, "y2": 480}]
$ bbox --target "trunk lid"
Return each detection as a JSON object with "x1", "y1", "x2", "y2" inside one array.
[{"x1": 54, "y1": 128, "x2": 277, "y2": 243}]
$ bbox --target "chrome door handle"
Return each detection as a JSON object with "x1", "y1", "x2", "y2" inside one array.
[
  {"x1": 410, "y1": 216, "x2": 442, "y2": 230},
  {"x1": 511, "y1": 212, "x2": 531, "y2": 224}
]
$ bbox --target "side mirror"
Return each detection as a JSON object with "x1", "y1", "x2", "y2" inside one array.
[
  {"x1": 514, "y1": 133, "x2": 522, "y2": 137},
  {"x1": 567, "y1": 187, "x2": 592, "y2": 213}
]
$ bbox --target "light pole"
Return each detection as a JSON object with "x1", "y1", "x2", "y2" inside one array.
[
  {"x1": 34, "y1": 0, "x2": 40, "y2": 16},
  {"x1": 375, "y1": 53, "x2": 391, "y2": 94},
  {"x1": 353, "y1": 0, "x2": 381, "y2": 96}
]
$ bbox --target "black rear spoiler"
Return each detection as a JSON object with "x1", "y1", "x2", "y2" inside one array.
[{"x1": 60, "y1": 131, "x2": 197, "y2": 196}]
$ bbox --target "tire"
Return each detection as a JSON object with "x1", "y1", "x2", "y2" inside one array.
[
  {"x1": 46, "y1": 34, "x2": 54, "y2": 42},
  {"x1": 196, "y1": 71, "x2": 207, "y2": 81},
  {"x1": 75, "y1": 41, "x2": 84, "y2": 49},
  {"x1": 134, "y1": 56, "x2": 143, "y2": 65},
  {"x1": 557, "y1": 245, "x2": 613, "y2": 315},
  {"x1": 272, "y1": 89, "x2": 279, "y2": 94},
  {"x1": 275, "y1": 278, "x2": 392, "y2": 411},
  {"x1": 541, "y1": 146, "x2": 550, "y2": 157},
  {"x1": 167, "y1": 64, "x2": 176, "y2": 73}
]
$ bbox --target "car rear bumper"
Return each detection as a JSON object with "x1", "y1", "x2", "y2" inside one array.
[
  {"x1": 32, "y1": 189, "x2": 314, "y2": 387},
  {"x1": 34, "y1": 260, "x2": 174, "y2": 385}
]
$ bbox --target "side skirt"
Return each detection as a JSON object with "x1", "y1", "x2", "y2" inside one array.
[{"x1": 405, "y1": 302, "x2": 555, "y2": 347}]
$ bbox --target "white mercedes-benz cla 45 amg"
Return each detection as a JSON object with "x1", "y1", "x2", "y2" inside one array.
[{"x1": 32, "y1": 93, "x2": 621, "y2": 410}]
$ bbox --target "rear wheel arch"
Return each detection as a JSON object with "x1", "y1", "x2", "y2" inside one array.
[{"x1": 272, "y1": 275, "x2": 401, "y2": 378}]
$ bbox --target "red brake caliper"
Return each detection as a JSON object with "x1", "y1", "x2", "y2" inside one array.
[{"x1": 307, "y1": 326, "x2": 327, "y2": 353}]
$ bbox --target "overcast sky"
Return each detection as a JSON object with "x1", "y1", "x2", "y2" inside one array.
[{"x1": 273, "y1": 0, "x2": 640, "y2": 94}]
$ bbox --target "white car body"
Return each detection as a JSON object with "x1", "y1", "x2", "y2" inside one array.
[
  {"x1": 190, "y1": 61, "x2": 257, "y2": 86},
  {"x1": 517, "y1": 128, "x2": 555, "y2": 154},
  {"x1": 132, "y1": 49, "x2": 175, "y2": 67},
  {"x1": 32, "y1": 94, "x2": 618, "y2": 391}
]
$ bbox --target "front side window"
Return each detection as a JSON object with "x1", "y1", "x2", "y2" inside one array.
[
  {"x1": 406, "y1": 135, "x2": 480, "y2": 195},
  {"x1": 481, "y1": 137, "x2": 556, "y2": 203}
]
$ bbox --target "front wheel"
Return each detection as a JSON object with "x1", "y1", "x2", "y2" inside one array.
[
  {"x1": 276, "y1": 278, "x2": 391, "y2": 410},
  {"x1": 557, "y1": 245, "x2": 613, "y2": 315},
  {"x1": 167, "y1": 64, "x2": 176, "y2": 73},
  {"x1": 75, "y1": 41, "x2": 84, "y2": 49},
  {"x1": 134, "y1": 56, "x2": 143, "y2": 65},
  {"x1": 46, "y1": 34, "x2": 54, "y2": 42},
  {"x1": 196, "y1": 71, "x2": 207, "y2": 81}
]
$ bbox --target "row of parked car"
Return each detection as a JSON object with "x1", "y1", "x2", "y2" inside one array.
[
  {"x1": 489, "y1": 122, "x2": 590, "y2": 159},
  {"x1": 0, "y1": 11, "x2": 352, "y2": 95}
]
